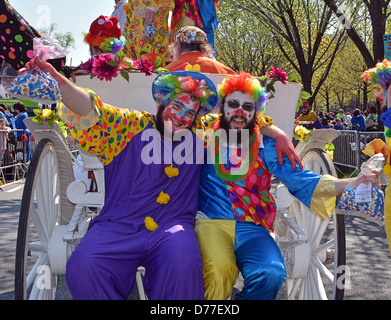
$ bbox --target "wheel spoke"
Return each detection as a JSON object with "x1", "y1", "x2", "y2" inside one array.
[
  {"x1": 16, "y1": 139, "x2": 63, "y2": 300},
  {"x1": 282, "y1": 149, "x2": 345, "y2": 300}
]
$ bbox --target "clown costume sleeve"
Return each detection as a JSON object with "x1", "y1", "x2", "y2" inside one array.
[{"x1": 58, "y1": 88, "x2": 154, "y2": 165}]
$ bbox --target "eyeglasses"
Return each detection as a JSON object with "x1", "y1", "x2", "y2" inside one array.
[{"x1": 226, "y1": 100, "x2": 255, "y2": 112}]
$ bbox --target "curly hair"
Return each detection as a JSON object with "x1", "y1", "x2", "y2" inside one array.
[{"x1": 217, "y1": 72, "x2": 270, "y2": 115}]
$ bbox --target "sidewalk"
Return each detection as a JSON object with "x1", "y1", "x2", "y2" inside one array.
[{"x1": 0, "y1": 179, "x2": 25, "y2": 299}]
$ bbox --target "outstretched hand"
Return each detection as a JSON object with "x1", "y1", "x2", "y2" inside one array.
[
  {"x1": 18, "y1": 56, "x2": 65, "y2": 85},
  {"x1": 275, "y1": 131, "x2": 303, "y2": 170}
]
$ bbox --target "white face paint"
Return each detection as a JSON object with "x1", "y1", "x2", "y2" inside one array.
[{"x1": 223, "y1": 91, "x2": 256, "y2": 130}]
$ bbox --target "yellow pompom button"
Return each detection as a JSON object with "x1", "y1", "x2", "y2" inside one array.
[
  {"x1": 165, "y1": 164, "x2": 179, "y2": 178},
  {"x1": 156, "y1": 191, "x2": 170, "y2": 204},
  {"x1": 145, "y1": 216, "x2": 158, "y2": 231}
]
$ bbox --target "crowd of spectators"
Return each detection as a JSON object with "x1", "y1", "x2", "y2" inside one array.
[{"x1": 317, "y1": 105, "x2": 381, "y2": 131}]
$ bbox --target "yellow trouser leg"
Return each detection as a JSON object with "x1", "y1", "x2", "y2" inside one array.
[{"x1": 196, "y1": 219, "x2": 238, "y2": 300}]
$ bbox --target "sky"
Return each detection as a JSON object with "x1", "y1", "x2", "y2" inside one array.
[{"x1": 10, "y1": 0, "x2": 115, "y2": 66}]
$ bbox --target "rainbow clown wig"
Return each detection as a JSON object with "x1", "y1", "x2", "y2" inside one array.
[
  {"x1": 217, "y1": 72, "x2": 270, "y2": 115},
  {"x1": 362, "y1": 59, "x2": 391, "y2": 91},
  {"x1": 84, "y1": 15, "x2": 125, "y2": 54},
  {"x1": 152, "y1": 71, "x2": 218, "y2": 113}
]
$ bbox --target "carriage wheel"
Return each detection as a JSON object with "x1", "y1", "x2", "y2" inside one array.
[
  {"x1": 285, "y1": 148, "x2": 346, "y2": 300},
  {"x1": 15, "y1": 139, "x2": 62, "y2": 300}
]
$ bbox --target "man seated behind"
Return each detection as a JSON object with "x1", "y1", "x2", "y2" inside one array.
[{"x1": 166, "y1": 26, "x2": 235, "y2": 75}]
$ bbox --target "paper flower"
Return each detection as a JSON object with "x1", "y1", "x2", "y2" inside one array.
[
  {"x1": 165, "y1": 164, "x2": 179, "y2": 178},
  {"x1": 145, "y1": 216, "x2": 158, "y2": 231},
  {"x1": 32, "y1": 108, "x2": 67, "y2": 136},
  {"x1": 132, "y1": 57, "x2": 154, "y2": 76},
  {"x1": 266, "y1": 66, "x2": 289, "y2": 85},
  {"x1": 91, "y1": 54, "x2": 120, "y2": 81},
  {"x1": 293, "y1": 125, "x2": 312, "y2": 142},
  {"x1": 156, "y1": 191, "x2": 170, "y2": 204}
]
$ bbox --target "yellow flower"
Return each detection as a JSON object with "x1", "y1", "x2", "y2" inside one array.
[
  {"x1": 145, "y1": 216, "x2": 158, "y2": 231},
  {"x1": 156, "y1": 191, "x2": 170, "y2": 204},
  {"x1": 164, "y1": 164, "x2": 179, "y2": 178},
  {"x1": 293, "y1": 125, "x2": 312, "y2": 141}
]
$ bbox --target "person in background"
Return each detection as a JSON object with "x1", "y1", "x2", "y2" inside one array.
[
  {"x1": 69, "y1": 15, "x2": 128, "y2": 82},
  {"x1": 333, "y1": 118, "x2": 344, "y2": 130},
  {"x1": 0, "y1": 104, "x2": 9, "y2": 127},
  {"x1": 321, "y1": 117, "x2": 330, "y2": 128},
  {"x1": 170, "y1": 0, "x2": 221, "y2": 51},
  {"x1": 165, "y1": 26, "x2": 235, "y2": 74},
  {"x1": 0, "y1": 118, "x2": 11, "y2": 167},
  {"x1": 112, "y1": 0, "x2": 129, "y2": 32},
  {"x1": 365, "y1": 105, "x2": 378, "y2": 131},
  {"x1": 0, "y1": 104, "x2": 16, "y2": 130},
  {"x1": 351, "y1": 108, "x2": 366, "y2": 131},
  {"x1": 123, "y1": 0, "x2": 174, "y2": 65},
  {"x1": 13, "y1": 101, "x2": 31, "y2": 162},
  {"x1": 296, "y1": 101, "x2": 323, "y2": 129}
]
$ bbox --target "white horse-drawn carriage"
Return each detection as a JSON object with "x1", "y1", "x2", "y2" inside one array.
[{"x1": 14, "y1": 73, "x2": 345, "y2": 300}]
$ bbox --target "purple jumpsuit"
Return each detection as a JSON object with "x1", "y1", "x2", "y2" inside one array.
[{"x1": 61, "y1": 90, "x2": 205, "y2": 299}]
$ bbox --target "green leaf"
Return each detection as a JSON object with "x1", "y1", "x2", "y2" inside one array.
[
  {"x1": 108, "y1": 59, "x2": 119, "y2": 67},
  {"x1": 120, "y1": 69, "x2": 130, "y2": 82},
  {"x1": 287, "y1": 74, "x2": 299, "y2": 83},
  {"x1": 33, "y1": 109, "x2": 42, "y2": 116},
  {"x1": 32, "y1": 116, "x2": 39, "y2": 122},
  {"x1": 47, "y1": 120, "x2": 54, "y2": 127},
  {"x1": 123, "y1": 60, "x2": 134, "y2": 69},
  {"x1": 300, "y1": 90, "x2": 312, "y2": 100}
]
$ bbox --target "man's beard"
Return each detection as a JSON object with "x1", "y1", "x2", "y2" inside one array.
[
  {"x1": 219, "y1": 113, "x2": 256, "y2": 146},
  {"x1": 156, "y1": 106, "x2": 168, "y2": 138}
]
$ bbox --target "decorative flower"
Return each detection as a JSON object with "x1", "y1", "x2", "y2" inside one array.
[
  {"x1": 266, "y1": 66, "x2": 289, "y2": 85},
  {"x1": 32, "y1": 108, "x2": 68, "y2": 137},
  {"x1": 156, "y1": 191, "x2": 170, "y2": 204},
  {"x1": 91, "y1": 54, "x2": 120, "y2": 81},
  {"x1": 293, "y1": 125, "x2": 312, "y2": 142},
  {"x1": 145, "y1": 216, "x2": 159, "y2": 231},
  {"x1": 132, "y1": 57, "x2": 154, "y2": 76},
  {"x1": 165, "y1": 164, "x2": 179, "y2": 178}
]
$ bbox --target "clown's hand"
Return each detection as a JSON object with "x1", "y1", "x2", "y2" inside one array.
[
  {"x1": 261, "y1": 124, "x2": 303, "y2": 170},
  {"x1": 347, "y1": 154, "x2": 384, "y2": 190}
]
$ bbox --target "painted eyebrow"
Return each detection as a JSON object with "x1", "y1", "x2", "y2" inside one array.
[{"x1": 173, "y1": 100, "x2": 186, "y2": 108}]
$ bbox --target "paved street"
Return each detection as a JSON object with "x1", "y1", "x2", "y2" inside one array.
[{"x1": 1, "y1": 179, "x2": 391, "y2": 300}]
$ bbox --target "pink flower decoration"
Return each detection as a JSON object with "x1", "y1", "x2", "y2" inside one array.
[
  {"x1": 133, "y1": 57, "x2": 154, "y2": 76},
  {"x1": 91, "y1": 54, "x2": 120, "y2": 81},
  {"x1": 266, "y1": 67, "x2": 289, "y2": 85}
]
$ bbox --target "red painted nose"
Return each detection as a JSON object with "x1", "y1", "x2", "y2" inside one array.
[{"x1": 234, "y1": 109, "x2": 244, "y2": 116}]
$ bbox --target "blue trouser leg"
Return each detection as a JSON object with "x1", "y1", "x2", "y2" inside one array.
[{"x1": 234, "y1": 222, "x2": 286, "y2": 300}]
